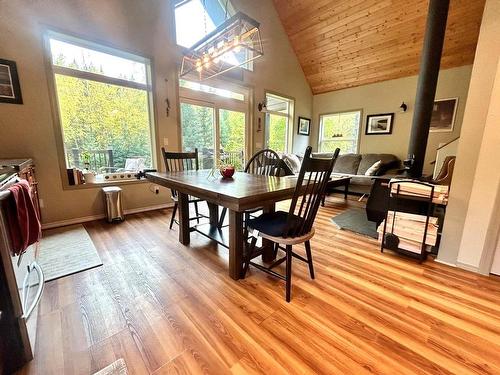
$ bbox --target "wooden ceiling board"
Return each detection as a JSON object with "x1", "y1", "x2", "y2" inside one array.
[{"x1": 273, "y1": 0, "x2": 486, "y2": 93}]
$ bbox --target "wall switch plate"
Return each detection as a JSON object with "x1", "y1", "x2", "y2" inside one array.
[
  {"x1": 39, "y1": 199, "x2": 44, "y2": 208},
  {"x1": 163, "y1": 138, "x2": 169, "y2": 146}
]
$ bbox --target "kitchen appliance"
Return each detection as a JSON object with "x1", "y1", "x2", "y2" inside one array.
[{"x1": 0, "y1": 173, "x2": 44, "y2": 374}]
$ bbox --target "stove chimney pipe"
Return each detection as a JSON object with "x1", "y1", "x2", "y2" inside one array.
[{"x1": 407, "y1": 0, "x2": 450, "y2": 178}]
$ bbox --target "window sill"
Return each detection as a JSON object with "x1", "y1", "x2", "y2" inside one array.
[{"x1": 63, "y1": 178, "x2": 150, "y2": 191}]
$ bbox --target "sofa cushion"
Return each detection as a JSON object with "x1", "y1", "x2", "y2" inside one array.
[
  {"x1": 350, "y1": 176, "x2": 374, "y2": 186},
  {"x1": 281, "y1": 153, "x2": 302, "y2": 174},
  {"x1": 358, "y1": 154, "x2": 400, "y2": 175},
  {"x1": 312, "y1": 152, "x2": 336, "y2": 159},
  {"x1": 332, "y1": 154, "x2": 362, "y2": 174},
  {"x1": 365, "y1": 160, "x2": 382, "y2": 176}
]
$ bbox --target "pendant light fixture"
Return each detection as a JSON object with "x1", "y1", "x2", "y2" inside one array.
[{"x1": 180, "y1": 1, "x2": 263, "y2": 81}]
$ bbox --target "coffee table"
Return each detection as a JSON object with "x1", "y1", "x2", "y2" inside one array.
[{"x1": 322, "y1": 175, "x2": 352, "y2": 205}]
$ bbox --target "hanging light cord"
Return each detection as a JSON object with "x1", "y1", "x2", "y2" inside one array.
[{"x1": 203, "y1": 0, "x2": 207, "y2": 36}]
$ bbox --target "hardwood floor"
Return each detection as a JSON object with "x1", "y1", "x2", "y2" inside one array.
[{"x1": 19, "y1": 196, "x2": 500, "y2": 374}]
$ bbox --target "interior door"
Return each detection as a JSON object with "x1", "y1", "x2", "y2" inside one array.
[
  {"x1": 219, "y1": 108, "x2": 246, "y2": 170},
  {"x1": 179, "y1": 101, "x2": 215, "y2": 169}
]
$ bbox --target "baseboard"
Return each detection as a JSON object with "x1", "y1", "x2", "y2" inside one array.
[
  {"x1": 42, "y1": 203, "x2": 174, "y2": 229},
  {"x1": 456, "y1": 261, "x2": 480, "y2": 273},
  {"x1": 434, "y1": 259, "x2": 457, "y2": 268},
  {"x1": 123, "y1": 203, "x2": 174, "y2": 215}
]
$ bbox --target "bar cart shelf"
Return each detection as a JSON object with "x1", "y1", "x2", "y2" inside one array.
[{"x1": 379, "y1": 180, "x2": 441, "y2": 262}]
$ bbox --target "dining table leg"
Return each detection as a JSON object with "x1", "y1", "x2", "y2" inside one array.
[
  {"x1": 262, "y1": 203, "x2": 276, "y2": 263},
  {"x1": 228, "y1": 209, "x2": 244, "y2": 280},
  {"x1": 207, "y1": 203, "x2": 219, "y2": 227},
  {"x1": 177, "y1": 192, "x2": 190, "y2": 245}
]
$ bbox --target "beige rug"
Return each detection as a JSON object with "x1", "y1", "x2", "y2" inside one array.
[
  {"x1": 37, "y1": 224, "x2": 102, "y2": 282},
  {"x1": 93, "y1": 359, "x2": 128, "y2": 375}
]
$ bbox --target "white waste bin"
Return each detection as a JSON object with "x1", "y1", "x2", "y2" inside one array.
[{"x1": 102, "y1": 186, "x2": 124, "y2": 222}]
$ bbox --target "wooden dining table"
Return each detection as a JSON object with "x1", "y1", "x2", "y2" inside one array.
[{"x1": 146, "y1": 170, "x2": 300, "y2": 280}]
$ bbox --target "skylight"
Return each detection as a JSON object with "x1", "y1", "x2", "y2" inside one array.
[{"x1": 174, "y1": 0, "x2": 234, "y2": 48}]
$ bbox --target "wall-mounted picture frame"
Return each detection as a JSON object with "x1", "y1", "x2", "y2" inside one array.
[
  {"x1": 0, "y1": 59, "x2": 23, "y2": 104},
  {"x1": 430, "y1": 97, "x2": 458, "y2": 132},
  {"x1": 365, "y1": 113, "x2": 394, "y2": 135},
  {"x1": 298, "y1": 116, "x2": 311, "y2": 136}
]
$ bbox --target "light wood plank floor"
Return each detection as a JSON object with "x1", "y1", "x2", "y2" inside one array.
[{"x1": 19, "y1": 196, "x2": 500, "y2": 375}]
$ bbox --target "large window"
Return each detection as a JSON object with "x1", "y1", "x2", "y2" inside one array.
[
  {"x1": 46, "y1": 32, "x2": 155, "y2": 177},
  {"x1": 265, "y1": 93, "x2": 294, "y2": 153},
  {"x1": 179, "y1": 79, "x2": 249, "y2": 171},
  {"x1": 319, "y1": 111, "x2": 361, "y2": 153}
]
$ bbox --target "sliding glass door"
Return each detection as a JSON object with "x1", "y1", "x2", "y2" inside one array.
[
  {"x1": 180, "y1": 101, "x2": 215, "y2": 169},
  {"x1": 179, "y1": 79, "x2": 249, "y2": 170},
  {"x1": 219, "y1": 109, "x2": 245, "y2": 170}
]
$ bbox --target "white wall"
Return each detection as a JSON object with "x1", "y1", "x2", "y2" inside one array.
[
  {"x1": 311, "y1": 66, "x2": 472, "y2": 174},
  {"x1": 438, "y1": 0, "x2": 500, "y2": 271}
]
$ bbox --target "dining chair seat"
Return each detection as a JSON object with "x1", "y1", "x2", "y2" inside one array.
[
  {"x1": 247, "y1": 211, "x2": 304, "y2": 238},
  {"x1": 171, "y1": 195, "x2": 203, "y2": 203}
]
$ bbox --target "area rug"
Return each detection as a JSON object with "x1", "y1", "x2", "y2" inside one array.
[
  {"x1": 37, "y1": 224, "x2": 102, "y2": 282},
  {"x1": 331, "y1": 208, "x2": 379, "y2": 239},
  {"x1": 93, "y1": 359, "x2": 128, "y2": 375}
]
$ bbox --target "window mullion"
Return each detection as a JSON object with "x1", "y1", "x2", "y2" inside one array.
[{"x1": 53, "y1": 65, "x2": 149, "y2": 91}]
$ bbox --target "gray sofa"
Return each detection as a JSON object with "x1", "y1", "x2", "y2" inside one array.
[
  {"x1": 329, "y1": 153, "x2": 401, "y2": 194},
  {"x1": 281, "y1": 152, "x2": 401, "y2": 195}
]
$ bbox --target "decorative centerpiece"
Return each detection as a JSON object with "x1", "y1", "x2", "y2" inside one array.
[{"x1": 220, "y1": 164, "x2": 235, "y2": 178}]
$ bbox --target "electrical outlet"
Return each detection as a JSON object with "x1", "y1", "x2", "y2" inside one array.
[
  {"x1": 39, "y1": 199, "x2": 44, "y2": 208},
  {"x1": 163, "y1": 137, "x2": 169, "y2": 146}
]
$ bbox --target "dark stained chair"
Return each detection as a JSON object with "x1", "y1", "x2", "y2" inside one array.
[
  {"x1": 218, "y1": 149, "x2": 283, "y2": 228},
  {"x1": 243, "y1": 146, "x2": 336, "y2": 302},
  {"x1": 161, "y1": 147, "x2": 207, "y2": 229}
]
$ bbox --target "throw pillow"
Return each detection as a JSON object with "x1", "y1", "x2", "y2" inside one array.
[
  {"x1": 282, "y1": 153, "x2": 302, "y2": 174},
  {"x1": 365, "y1": 160, "x2": 382, "y2": 176}
]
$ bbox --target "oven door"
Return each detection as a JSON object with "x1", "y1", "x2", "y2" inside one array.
[{"x1": 11, "y1": 245, "x2": 44, "y2": 346}]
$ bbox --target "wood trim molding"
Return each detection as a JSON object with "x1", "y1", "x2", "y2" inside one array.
[{"x1": 41, "y1": 203, "x2": 173, "y2": 229}]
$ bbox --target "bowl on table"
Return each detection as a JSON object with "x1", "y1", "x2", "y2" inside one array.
[{"x1": 220, "y1": 165, "x2": 235, "y2": 178}]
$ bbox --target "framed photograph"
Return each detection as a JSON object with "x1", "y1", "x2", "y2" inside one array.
[
  {"x1": 298, "y1": 116, "x2": 311, "y2": 136},
  {"x1": 366, "y1": 113, "x2": 394, "y2": 135},
  {"x1": 0, "y1": 59, "x2": 23, "y2": 104},
  {"x1": 430, "y1": 98, "x2": 458, "y2": 132}
]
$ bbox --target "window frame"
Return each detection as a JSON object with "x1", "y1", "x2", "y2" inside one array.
[
  {"x1": 318, "y1": 109, "x2": 363, "y2": 154},
  {"x1": 264, "y1": 91, "x2": 295, "y2": 154},
  {"x1": 178, "y1": 77, "x2": 252, "y2": 165},
  {"x1": 43, "y1": 29, "x2": 158, "y2": 189}
]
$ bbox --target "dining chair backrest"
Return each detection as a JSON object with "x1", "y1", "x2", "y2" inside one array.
[
  {"x1": 244, "y1": 149, "x2": 282, "y2": 176},
  {"x1": 284, "y1": 146, "x2": 337, "y2": 238},
  {"x1": 161, "y1": 147, "x2": 199, "y2": 198},
  {"x1": 162, "y1": 147, "x2": 199, "y2": 172}
]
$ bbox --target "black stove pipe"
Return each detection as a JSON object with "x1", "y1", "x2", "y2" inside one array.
[{"x1": 407, "y1": 0, "x2": 450, "y2": 178}]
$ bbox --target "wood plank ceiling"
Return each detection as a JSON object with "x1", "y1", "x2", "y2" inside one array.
[{"x1": 272, "y1": 0, "x2": 486, "y2": 94}]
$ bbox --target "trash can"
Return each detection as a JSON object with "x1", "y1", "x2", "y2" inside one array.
[{"x1": 102, "y1": 186, "x2": 124, "y2": 222}]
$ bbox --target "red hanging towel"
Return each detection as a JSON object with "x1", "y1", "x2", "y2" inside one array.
[{"x1": 7, "y1": 179, "x2": 41, "y2": 256}]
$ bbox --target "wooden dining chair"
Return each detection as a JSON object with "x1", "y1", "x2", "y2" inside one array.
[
  {"x1": 218, "y1": 149, "x2": 283, "y2": 228},
  {"x1": 242, "y1": 146, "x2": 336, "y2": 302},
  {"x1": 161, "y1": 147, "x2": 207, "y2": 229}
]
